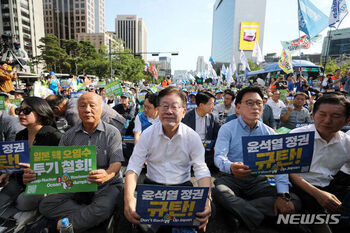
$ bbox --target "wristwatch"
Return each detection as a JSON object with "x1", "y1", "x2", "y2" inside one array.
[
  {"x1": 277, "y1": 192, "x2": 291, "y2": 201},
  {"x1": 207, "y1": 194, "x2": 213, "y2": 202}
]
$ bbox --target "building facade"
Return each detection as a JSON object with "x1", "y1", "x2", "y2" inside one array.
[
  {"x1": 211, "y1": 0, "x2": 267, "y2": 68},
  {"x1": 43, "y1": 0, "x2": 105, "y2": 40},
  {"x1": 158, "y1": 56, "x2": 171, "y2": 77},
  {"x1": 321, "y1": 28, "x2": 350, "y2": 64},
  {"x1": 115, "y1": 15, "x2": 148, "y2": 61},
  {"x1": 76, "y1": 31, "x2": 117, "y2": 50},
  {"x1": 196, "y1": 56, "x2": 206, "y2": 73},
  {"x1": 0, "y1": 0, "x2": 45, "y2": 60}
]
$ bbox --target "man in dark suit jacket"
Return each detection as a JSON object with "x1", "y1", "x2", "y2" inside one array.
[{"x1": 182, "y1": 91, "x2": 220, "y2": 170}]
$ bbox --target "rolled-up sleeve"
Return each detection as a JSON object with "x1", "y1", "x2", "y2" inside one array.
[
  {"x1": 275, "y1": 174, "x2": 290, "y2": 193},
  {"x1": 214, "y1": 125, "x2": 233, "y2": 174},
  {"x1": 126, "y1": 131, "x2": 149, "y2": 176},
  {"x1": 189, "y1": 133, "x2": 211, "y2": 181}
]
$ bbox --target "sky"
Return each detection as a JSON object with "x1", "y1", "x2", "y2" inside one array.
[{"x1": 105, "y1": 0, "x2": 350, "y2": 73}]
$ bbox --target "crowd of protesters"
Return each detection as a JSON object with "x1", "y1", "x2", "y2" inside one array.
[{"x1": 1, "y1": 60, "x2": 350, "y2": 233}]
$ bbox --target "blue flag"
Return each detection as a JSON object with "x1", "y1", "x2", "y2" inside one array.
[
  {"x1": 209, "y1": 56, "x2": 215, "y2": 64},
  {"x1": 298, "y1": 0, "x2": 328, "y2": 38},
  {"x1": 329, "y1": 0, "x2": 348, "y2": 28}
]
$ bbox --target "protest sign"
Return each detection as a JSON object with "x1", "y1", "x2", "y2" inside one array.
[
  {"x1": 278, "y1": 49, "x2": 293, "y2": 74},
  {"x1": 9, "y1": 99, "x2": 21, "y2": 108},
  {"x1": 136, "y1": 185, "x2": 209, "y2": 226},
  {"x1": 137, "y1": 92, "x2": 147, "y2": 102},
  {"x1": 70, "y1": 92, "x2": 85, "y2": 99},
  {"x1": 0, "y1": 96, "x2": 5, "y2": 110},
  {"x1": 25, "y1": 145, "x2": 97, "y2": 195},
  {"x1": 97, "y1": 81, "x2": 106, "y2": 88},
  {"x1": 294, "y1": 122, "x2": 313, "y2": 129},
  {"x1": 242, "y1": 132, "x2": 315, "y2": 175},
  {"x1": 60, "y1": 79, "x2": 72, "y2": 90},
  {"x1": 275, "y1": 127, "x2": 291, "y2": 134},
  {"x1": 0, "y1": 141, "x2": 30, "y2": 173},
  {"x1": 105, "y1": 80, "x2": 123, "y2": 97}
]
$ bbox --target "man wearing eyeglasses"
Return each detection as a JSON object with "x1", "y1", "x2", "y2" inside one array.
[
  {"x1": 213, "y1": 86, "x2": 301, "y2": 231},
  {"x1": 124, "y1": 87, "x2": 212, "y2": 232}
]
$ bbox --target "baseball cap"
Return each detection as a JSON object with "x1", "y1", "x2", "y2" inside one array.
[
  {"x1": 121, "y1": 92, "x2": 130, "y2": 98},
  {"x1": 0, "y1": 92, "x2": 10, "y2": 97},
  {"x1": 49, "y1": 71, "x2": 55, "y2": 75}
]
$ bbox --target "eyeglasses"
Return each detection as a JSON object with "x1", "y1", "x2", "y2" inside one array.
[
  {"x1": 244, "y1": 100, "x2": 263, "y2": 107},
  {"x1": 15, "y1": 107, "x2": 33, "y2": 115},
  {"x1": 159, "y1": 104, "x2": 183, "y2": 111}
]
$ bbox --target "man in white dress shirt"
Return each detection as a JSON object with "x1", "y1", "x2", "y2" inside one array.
[
  {"x1": 289, "y1": 94, "x2": 350, "y2": 222},
  {"x1": 124, "y1": 87, "x2": 212, "y2": 232},
  {"x1": 266, "y1": 90, "x2": 286, "y2": 127}
]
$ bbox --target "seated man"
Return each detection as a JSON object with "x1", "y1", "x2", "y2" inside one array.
[
  {"x1": 113, "y1": 92, "x2": 136, "y2": 121},
  {"x1": 213, "y1": 90, "x2": 236, "y2": 125},
  {"x1": 39, "y1": 92, "x2": 124, "y2": 232},
  {"x1": 213, "y1": 86, "x2": 301, "y2": 231},
  {"x1": 289, "y1": 94, "x2": 350, "y2": 226},
  {"x1": 46, "y1": 94, "x2": 126, "y2": 133},
  {"x1": 182, "y1": 91, "x2": 220, "y2": 169},
  {"x1": 124, "y1": 87, "x2": 212, "y2": 232},
  {"x1": 280, "y1": 92, "x2": 312, "y2": 129}
]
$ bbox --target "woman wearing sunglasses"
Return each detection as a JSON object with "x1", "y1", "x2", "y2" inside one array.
[{"x1": 0, "y1": 97, "x2": 62, "y2": 212}]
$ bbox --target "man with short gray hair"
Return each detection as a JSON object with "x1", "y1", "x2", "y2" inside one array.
[{"x1": 39, "y1": 92, "x2": 124, "y2": 232}]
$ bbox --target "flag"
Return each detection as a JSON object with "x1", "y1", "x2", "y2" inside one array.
[
  {"x1": 209, "y1": 56, "x2": 215, "y2": 64},
  {"x1": 298, "y1": 0, "x2": 328, "y2": 39},
  {"x1": 278, "y1": 49, "x2": 293, "y2": 74},
  {"x1": 220, "y1": 64, "x2": 226, "y2": 77},
  {"x1": 252, "y1": 40, "x2": 264, "y2": 64},
  {"x1": 280, "y1": 34, "x2": 322, "y2": 54},
  {"x1": 149, "y1": 64, "x2": 158, "y2": 80},
  {"x1": 240, "y1": 50, "x2": 250, "y2": 73},
  {"x1": 226, "y1": 64, "x2": 234, "y2": 87},
  {"x1": 329, "y1": 0, "x2": 348, "y2": 28}
]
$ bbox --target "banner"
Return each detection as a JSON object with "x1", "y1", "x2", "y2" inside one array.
[
  {"x1": 278, "y1": 49, "x2": 293, "y2": 74},
  {"x1": 25, "y1": 145, "x2": 97, "y2": 195},
  {"x1": 9, "y1": 99, "x2": 21, "y2": 108},
  {"x1": 105, "y1": 80, "x2": 123, "y2": 97},
  {"x1": 0, "y1": 96, "x2": 5, "y2": 110},
  {"x1": 0, "y1": 141, "x2": 30, "y2": 173},
  {"x1": 239, "y1": 22, "x2": 260, "y2": 50},
  {"x1": 70, "y1": 92, "x2": 85, "y2": 99},
  {"x1": 242, "y1": 132, "x2": 315, "y2": 175},
  {"x1": 136, "y1": 185, "x2": 209, "y2": 226}
]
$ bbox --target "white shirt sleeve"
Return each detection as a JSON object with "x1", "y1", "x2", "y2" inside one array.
[
  {"x1": 189, "y1": 132, "x2": 211, "y2": 180},
  {"x1": 126, "y1": 130, "x2": 149, "y2": 176},
  {"x1": 133, "y1": 114, "x2": 142, "y2": 133}
]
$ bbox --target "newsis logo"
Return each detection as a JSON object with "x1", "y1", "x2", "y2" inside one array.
[{"x1": 277, "y1": 214, "x2": 341, "y2": 225}]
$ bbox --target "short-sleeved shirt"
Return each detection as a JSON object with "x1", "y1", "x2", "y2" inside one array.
[
  {"x1": 280, "y1": 106, "x2": 311, "y2": 129},
  {"x1": 59, "y1": 120, "x2": 124, "y2": 184}
]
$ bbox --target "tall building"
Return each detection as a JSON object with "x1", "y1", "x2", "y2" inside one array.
[
  {"x1": 0, "y1": 0, "x2": 45, "y2": 59},
  {"x1": 158, "y1": 56, "x2": 171, "y2": 77},
  {"x1": 211, "y1": 0, "x2": 267, "y2": 68},
  {"x1": 115, "y1": 15, "x2": 148, "y2": 61},
  {"x1": 42, "y1": 0, "x2": 105, "y2": 40},
  {"x1": 321, "y1": 28, "x2": 350, "y2": 64},
  {"x1": 196, "y1": 56, "x2": 206, "y2": 72},
  {"x1": 76, "y1": 31, "x2": 117, "y2": 50}
]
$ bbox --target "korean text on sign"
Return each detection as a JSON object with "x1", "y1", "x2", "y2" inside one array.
[
  {"x1": 136, "y1": 185, "x2": 209, "y2": 226},
  {"x1": 242, "y1": 132, "x2": 315, "y2": 175},
  {"x1": 0, "y1": 141, "x2": 29, "y2": 173},
  {"x1": 26, "y1": 145, "x2": 97, "y2": 195}
]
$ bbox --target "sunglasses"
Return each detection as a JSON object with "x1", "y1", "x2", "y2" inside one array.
[{"x1": 15, "y1": 107, "x2": 33, "y2": 115}]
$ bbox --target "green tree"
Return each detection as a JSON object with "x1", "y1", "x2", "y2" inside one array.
[
  {"x1": 248, "y1": 59, "x2": 261, "y2": 71},
  {"x1": 324, "y1": 58, "x2": 339, "y2": 74}
]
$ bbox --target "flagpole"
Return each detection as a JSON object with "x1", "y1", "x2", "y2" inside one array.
[{"x1": 324, "y1": 29, "x2": 333, "y2": 67}]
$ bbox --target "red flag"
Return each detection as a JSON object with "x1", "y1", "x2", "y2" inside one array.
[{"x1": 149, "y1": 64, "x2": 158, "y2": 80}]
